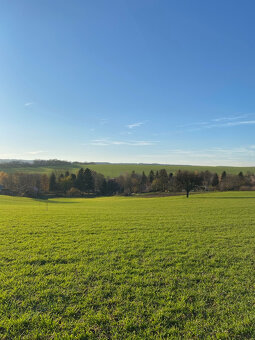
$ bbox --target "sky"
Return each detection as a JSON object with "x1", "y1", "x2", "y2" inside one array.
[{"x1": 1, "y1": 0, "x2": 255, "y2": 166}]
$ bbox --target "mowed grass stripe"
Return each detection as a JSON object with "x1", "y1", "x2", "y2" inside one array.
[{"x1": 0, "y1": 192, "x2": 255, "y2": 338}]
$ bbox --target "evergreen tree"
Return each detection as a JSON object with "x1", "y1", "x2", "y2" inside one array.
[
  {"x1": 212, "y1": 173, "x2": 219, "y2": 187},
  {"x1": 141, "y1": 171, "x2": 147, "y2": 184},
  {"x1": 140, "y1": 171, "x2": 147, "y2": 192},
  {"x1": 159, "y1": 169, "x2": 169, "y2": 191},
  {"x1": 238, "y1": 171, "x2": 244, "y2": 178},
  {"x1": 100, "y1": 179, "x2": 108, "y2": 195},
  {"x1": 76, "y1": 168, "x2": 85, "y2": 190},
  {"x1": 107, "y1": 179, "x2": 120, "y2": 195},
  {"x1": 49, "y1": 172, "x2": 57, "y2": 191},
  {"x1": 221, "y1": 171, "x2": 227, "y2": 181},
  {"x1": 148, "y1": 170, "x2": 155, "y2": 183},
  {"x1": 131, "y1": 170, "x2": 136, "y2": 178},
  {"x1": 71, "y1": 173, "x2": 76, "y2": 183},
  {"x1": 84, "y1": 168, "x2": 95, "y2": 192}
]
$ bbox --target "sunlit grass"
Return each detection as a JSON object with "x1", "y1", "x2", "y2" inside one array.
[{"x1": 0, "y1": 192, "x2": 255, "y2": 338}]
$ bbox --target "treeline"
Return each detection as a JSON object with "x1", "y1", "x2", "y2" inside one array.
[{"x1": 0, "y1": 168, "x2": 255, "y2": 198}]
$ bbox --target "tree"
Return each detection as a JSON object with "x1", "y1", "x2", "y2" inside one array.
[
  {"x1": 168, "y1": 172, "x2": 175, "y2": 191},
  {"x1": 212, "y1": 173, "x2": 219, "y2": 187},
  {"x1": 220, "y1": 171, "x2": 227, "y2": 191},
  {"x1": 140, "y1": 171, "x2": 147, "y2": 192},
  {"x1": 76, "y1": 168, "x2": 85, "y2": 191},
  {"x1": 59, "y1": 176, "x2": 73, "y2": 193},
  {"x1": 40, "y1": 174, "x2": 49, "y2": 192},
  {"x1": 221, "y1": 171, "x2": 227, "y2": 181},
  {"x1": 148, "y1": 170, "x2": 155, "y2": 183},
  {"x1": 107, "y1": 179, "x2": 120, "y2": 195},
  {"x1": 176, "y1": 170, "x2": 202, "y2": 198},
  {"x1": 158, "y1": 169, "x2": 169, "y2": 191},
  {"x1": 0, "y1": 171, "x2": 8, "y2": 186},
  {"x1": 130, "y1": 171, "x2": 140, "y2": 193},
  {"x1": 201, "y1": 170, "x2": 212, "y2": 186},
  {"x1": 49, "y1": 172, "x2": 57, "y2": 191},
  {"x1": 100, "y1": 179, "x2": 108, "y2": 195},
  {"x1": 70, "y1": 174, "x2": 76, "y2": 185},
  {"x1": 83, "y1": 168, "x2": 94, "y2": 192},
  {"x1": 238, "y1": 171, "x2": 244, "y2": 179},
  {"x1": 151, "y1": 178, "x2": 161, "y2": 192}
]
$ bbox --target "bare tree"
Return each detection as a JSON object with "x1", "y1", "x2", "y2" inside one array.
[{"x1": 176, "y1": 171, "x2": 202, "y2": 198}]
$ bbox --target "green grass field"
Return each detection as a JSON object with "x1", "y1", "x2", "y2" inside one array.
[
  {"x1": 1, "y1": 163, "x2": 255, "y2": 177},
  {"x1": 1, "y1": 192, "x2": 255, "y2": 338}
]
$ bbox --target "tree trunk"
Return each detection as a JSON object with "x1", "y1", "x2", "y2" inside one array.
[{"x1": 186, "y1": 190, "x2": 189, "y2": 198}]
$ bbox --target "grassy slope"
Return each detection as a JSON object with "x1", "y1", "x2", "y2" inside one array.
[
  {"x1": 1, "y1": 163, "x2": 255, "y2": 176},
  {"x1": 0, "y1": 192, "x2": 255, "y2": 338}
]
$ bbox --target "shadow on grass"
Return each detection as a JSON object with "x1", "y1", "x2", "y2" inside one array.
[
  {"x1": 195, "y1": 196, "x2": 255, "y2": 199},
  {"x1": 33, "y1": 198, "x2": 79, "y2": 204}
]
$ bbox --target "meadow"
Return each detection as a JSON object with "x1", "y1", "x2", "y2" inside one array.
[
  {"x1": 0, "y1": 192, "x2": 255, "y2": 338},
  {"x1": 1, "y1": 162, "x2": 255, "y2": 177}
]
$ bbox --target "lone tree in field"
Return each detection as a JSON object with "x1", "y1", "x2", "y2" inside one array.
[{"x1": 176, "y1": 170, "x2": 202, "y2": 198}]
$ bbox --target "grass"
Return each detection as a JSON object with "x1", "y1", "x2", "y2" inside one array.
[
  {"x1": 0, "y1": 192, "x2": 255, "y2": 338},
  {"x1": 1, "y1": 163, "x2": 255, "y2": 176}
]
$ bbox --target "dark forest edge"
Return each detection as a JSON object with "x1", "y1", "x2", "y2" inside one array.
[{"x1": 1, "y1": 165, "x2": 255, "y2": 199}]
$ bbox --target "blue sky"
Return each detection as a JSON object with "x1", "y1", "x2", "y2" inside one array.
[{"x1": 1, "y1": 0, "x2": 255, "y2": 165}]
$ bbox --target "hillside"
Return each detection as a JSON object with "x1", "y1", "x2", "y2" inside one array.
[{"x1": 0, "y1": 161, "x2": 254, "y2": 177}]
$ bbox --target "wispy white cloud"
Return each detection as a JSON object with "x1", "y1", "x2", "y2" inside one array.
[
  {"x1": 140, "y1": 145, "x2": 255, "y2": 166},
  {"x1": 127, "y1": 122, "x2": 144, "y2": 129},
  {"x1": 26, "y1": 150, "x2": 47, "y2": 155},
  {"x1": 211, "y1": 114, "x2": 249, "y2": 122},
  {"x1": 25, "y1": 102, "x2": 33, "y2": 107},
  {"x1": 0, "y1": 151, "x2": 47, "y2": 158},
  {"x1": 182, "y1": 114, "x2": 255, "y2": 131},
  {"x1": 90, "y1": 139, "x2": 158, "y2": 146},
  {"x1": 226, "y1": 120, "x2": 255, "y2": 127}
]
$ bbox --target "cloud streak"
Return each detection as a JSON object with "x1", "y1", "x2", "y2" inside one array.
[
  {"x1": 25, "y1": 102, "x2": 33, "y2": 107},
  {"x1": 127, "y1": 122, "x2": 144, "y2": 129},
  {"x1": 182, "y1": 114, "x2": 255, "y2": 131},
  {"x1": 26, "y1": 151, "x2": 47, "y2": 155},
  {"x1": 90, "y1": 139, "x2": 158, "y2": 146},
  {"x1": 140, "y1": 145, "x2": 255, "y2": 166}
]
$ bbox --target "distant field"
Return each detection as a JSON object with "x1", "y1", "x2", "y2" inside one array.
[
  {"x1": 1, "y1": 163, "x2": 255, "y2": 177},
  {"x1": 0, "y1": 192, "x2": 255, "y2": 338}
]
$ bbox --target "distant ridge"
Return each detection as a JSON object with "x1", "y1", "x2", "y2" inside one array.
[{"x1": 0, "y1": 159, "x2": 254, "y2": 168}]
